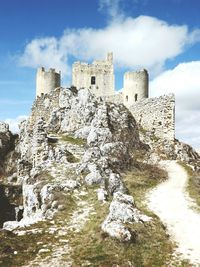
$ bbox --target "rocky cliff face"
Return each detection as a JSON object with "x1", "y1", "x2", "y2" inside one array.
[
  {"x1": 0, "y1": 87, "x2": 199, "y2": 244},
  {"x1": 2, "y1": 88, "x2": 149, "y2": 242}
]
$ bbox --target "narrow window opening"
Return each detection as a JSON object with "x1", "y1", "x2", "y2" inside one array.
[
  {"x1": 126, "y1": 95, "x2": 128, "y2": 102},
  {"x1": 91, "y1": 76, "x2": 96, "y2": 85},
  {"x1": 135, "y1": 94, "x2": 138, "y2": 102}
]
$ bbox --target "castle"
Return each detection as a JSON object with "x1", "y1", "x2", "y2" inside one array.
[
  {"x1": 36, "y1": 53, "x2": 149, "y2": 108},
  {"x1": 35, "y1": 53, "x2": 175, "y2": 142}
]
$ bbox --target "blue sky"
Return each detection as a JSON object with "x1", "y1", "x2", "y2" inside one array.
[{"x1": 0, "y1": 0, "x2": 200, "y2": 149}]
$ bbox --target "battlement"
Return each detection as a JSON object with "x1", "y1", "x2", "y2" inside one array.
[
  {"x1": 37, "y1": 67, "x2": 60, "y2": 74},
  {"x1": 125, "y1": 68, "x2": 148, "y2": 76},
  {"x1": 73, "y1": 53, "x2": 114, "y2": 74}
]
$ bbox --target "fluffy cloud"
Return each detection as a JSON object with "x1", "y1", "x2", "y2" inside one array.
[
  {"x1": 150, "y1": 61, "x2": 200, "y2": 110},
  {"x1": 4, "y1": 115, "x2": 28, "y2": 134},
  {"x1": 19, "y1": 15, "x2": 200, "y2": 76},
  {"x1": 150, "y1": 62, "x2": 200, "y2": 149},
  {"x1": 19, "y1": 38, "x2": 69, "y2": 76},
  {"x1": 98, "y1": 0, "x2": 122, "y2": 19}
]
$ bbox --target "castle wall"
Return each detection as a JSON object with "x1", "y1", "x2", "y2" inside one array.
[
  {"x1": 101, "y1": 93, "x2": 123, "y2": 105},
  {"x1": 72, "y1": 53, "x2": 114, "y2": 97},
  {"x1": 129, "y1": 94, "x2": 175, "y2": 141},
  {"x1": 36, "y1": 67, "x2": 61, "y2": 97},
  {"x1": 123, "y1": 70, "x2": 148, "y2": 107}
]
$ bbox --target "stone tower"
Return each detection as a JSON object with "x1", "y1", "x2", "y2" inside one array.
[
  {"x1": 36, "y1": 67, "x2": 61, "y2": 97},
  {"x1": 72, "y1": 52, "x2": 115, "y2": 97},
  {"x1": 123, "y1": 69, "x2": 149, "y2": 107}
]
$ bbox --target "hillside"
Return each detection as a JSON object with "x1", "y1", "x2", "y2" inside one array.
[{"x1": 0, "y1": 87, "x2": 199, "y2": 267}]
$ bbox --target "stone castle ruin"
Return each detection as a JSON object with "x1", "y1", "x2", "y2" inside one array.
[
  {"x1": 35, "y1": 53, "x2": 175, "y2": 142},
  {"x1": 36, "y1": 53, "x2": 149, "y2": 107}
]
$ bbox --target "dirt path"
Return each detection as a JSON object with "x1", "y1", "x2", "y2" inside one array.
[{"x1": 148, "y1": 160, "x2": 200, "y2": 266}]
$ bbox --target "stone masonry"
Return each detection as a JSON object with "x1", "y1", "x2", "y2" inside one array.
[{"x1": 130, "y1": 94, "x2": 175, "y2": 141}]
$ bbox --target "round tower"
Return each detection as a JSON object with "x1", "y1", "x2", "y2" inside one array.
[
  {"x1": 123, "y1": 69, "x2": 149, "y2": 107},
  {"x1": 36, "y1": 67, "x2": 61, "y2": 97}
]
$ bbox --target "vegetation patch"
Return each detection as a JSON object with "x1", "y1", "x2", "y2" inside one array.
[
  {"x1": 64, "y1": 164, "x2": 189, "y2": 266},
  {"x1": 0, "y1": 224, "x2": 55, "y2": 267},
  {"x1": 0, "y1": 193, "x2": 77, "y2": 267},
  {"x1": 139, "y1": 126, "x2": 148, "y2": 135},
  {"x1": 65, "y1": 150, "x2": 80, "y2": 163},
  {"x1": 33, "y1": 170, "x2": 54, "y2": 183},
  {"x1": 61, "y1": 135, "x2": 86, "y2": 146},
  {"x1": 179, "y1": 161, "x2": 200, "y2": 209}
]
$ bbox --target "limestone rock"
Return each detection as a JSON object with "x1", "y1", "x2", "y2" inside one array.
[
  {"x1": 0, "y1": 122, "x2": 17, "y2": 177},
  {"x1": 102, "y1": 220, "x2": 133, "y2": 242},
  {"x1": 97, "y1": 188, "x2": 108, "y2": 202},
  {"x1": 102, "y1": 192, "x2": 150, "y2": 242},
  {"x1": 85, "y1": 170, "x2": 103, "y2": 186}
]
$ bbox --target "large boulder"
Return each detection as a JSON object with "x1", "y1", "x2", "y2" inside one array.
[{"x1": 102, "y1": 192, "x2": 150, "y2": 242}]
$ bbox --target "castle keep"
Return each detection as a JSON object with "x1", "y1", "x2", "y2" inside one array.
[
  {"x1": 35, "y1": 53, "x2": 175, "y2": 141},
  {"x1": 72, "y1": 52, "x2": 114, "y2": 97}
]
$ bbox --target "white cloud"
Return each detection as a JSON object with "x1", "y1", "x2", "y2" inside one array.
[
  {"x1": 19, "y1": 15, "x2": 200, "y2": 76},
  {"x1": 4, "y1": 115, "x2": 28, "y2": 134},
  {"x1": 150, "y1": 61, "x2": 200, "y2": 149},
  {"x1": 98, "y1": 0, "x2": 123, "y2": 19},
  {"x1": 19, "y1": 38, "x2": 69, "y2": 76},
  {"x1": 150, "y1": 61, "x2": 200, "y2": 110}
]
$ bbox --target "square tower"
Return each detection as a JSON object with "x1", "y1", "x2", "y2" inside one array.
[{"x1": 72, "y1": 53, "x2": 115, "y2": 97}]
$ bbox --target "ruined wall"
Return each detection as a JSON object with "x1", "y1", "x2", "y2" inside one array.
[
  {"x1": 123, "y1": 70, "x2": 148, "y2": 108},
  {"x1": 101, "y1": 92, "x2": 123, "y2": 105},
  {"x1": 36, "y1": 67, "x2": 61, "y2": 97},
  {"x1": 30, "y1": 87, "x2": 61, "y2": 128},
  {"x1": 129, "y1": 94, "x2": 175, "y2": 141},
  {"x1": 72, "y1": 53, "x2": 114, "y2": 97}
]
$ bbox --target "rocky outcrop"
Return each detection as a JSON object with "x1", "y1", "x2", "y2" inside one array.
[
  {"x1": 174, "y1": 140, "x2": 200, "y2": 172},
  {"x1": 3, "y1": 88, "x2": 146, "y2": 234},
  {"x1": 102, "y1": 192, "x2": 150, "y2": 241},
  {"x1": 1, "y1": 87, "x2": 199, "y2": 244},
  {"x1": 0, "y1": 122, "x2": 18, "y2": 178}
]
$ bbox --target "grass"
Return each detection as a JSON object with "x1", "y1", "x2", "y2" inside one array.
[
  {"x1": 0, "y1": 193, "x2": 77, "y2": 267},
  {"x1": 139, "y1": 126, "x2": 148, "y2": 135},
  {"x1": 123, "y1": 162, "x2": 168, "y2": 211},
  {"x1": 179, "y1": 161, "x2": 200, "y2": 209},
  {"x1": 0, "y1": 161, "x2": 192, "y2": 266},
  {"x1": 61, "y1": 135, "x2": 86, "y2": 146},
  {"x1": 65, "y1": 163, "x2": 190, "y2": 266},
  {"x1": 65, "y1": 150, "x2": 80, "y2": 163},
  {"x1": 0, "y1": 223, "x2": 56, "y2": 267}
]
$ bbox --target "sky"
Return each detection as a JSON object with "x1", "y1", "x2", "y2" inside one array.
[{"x1": 0, "y1": 0, "x2": 200, "y2": 149}]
